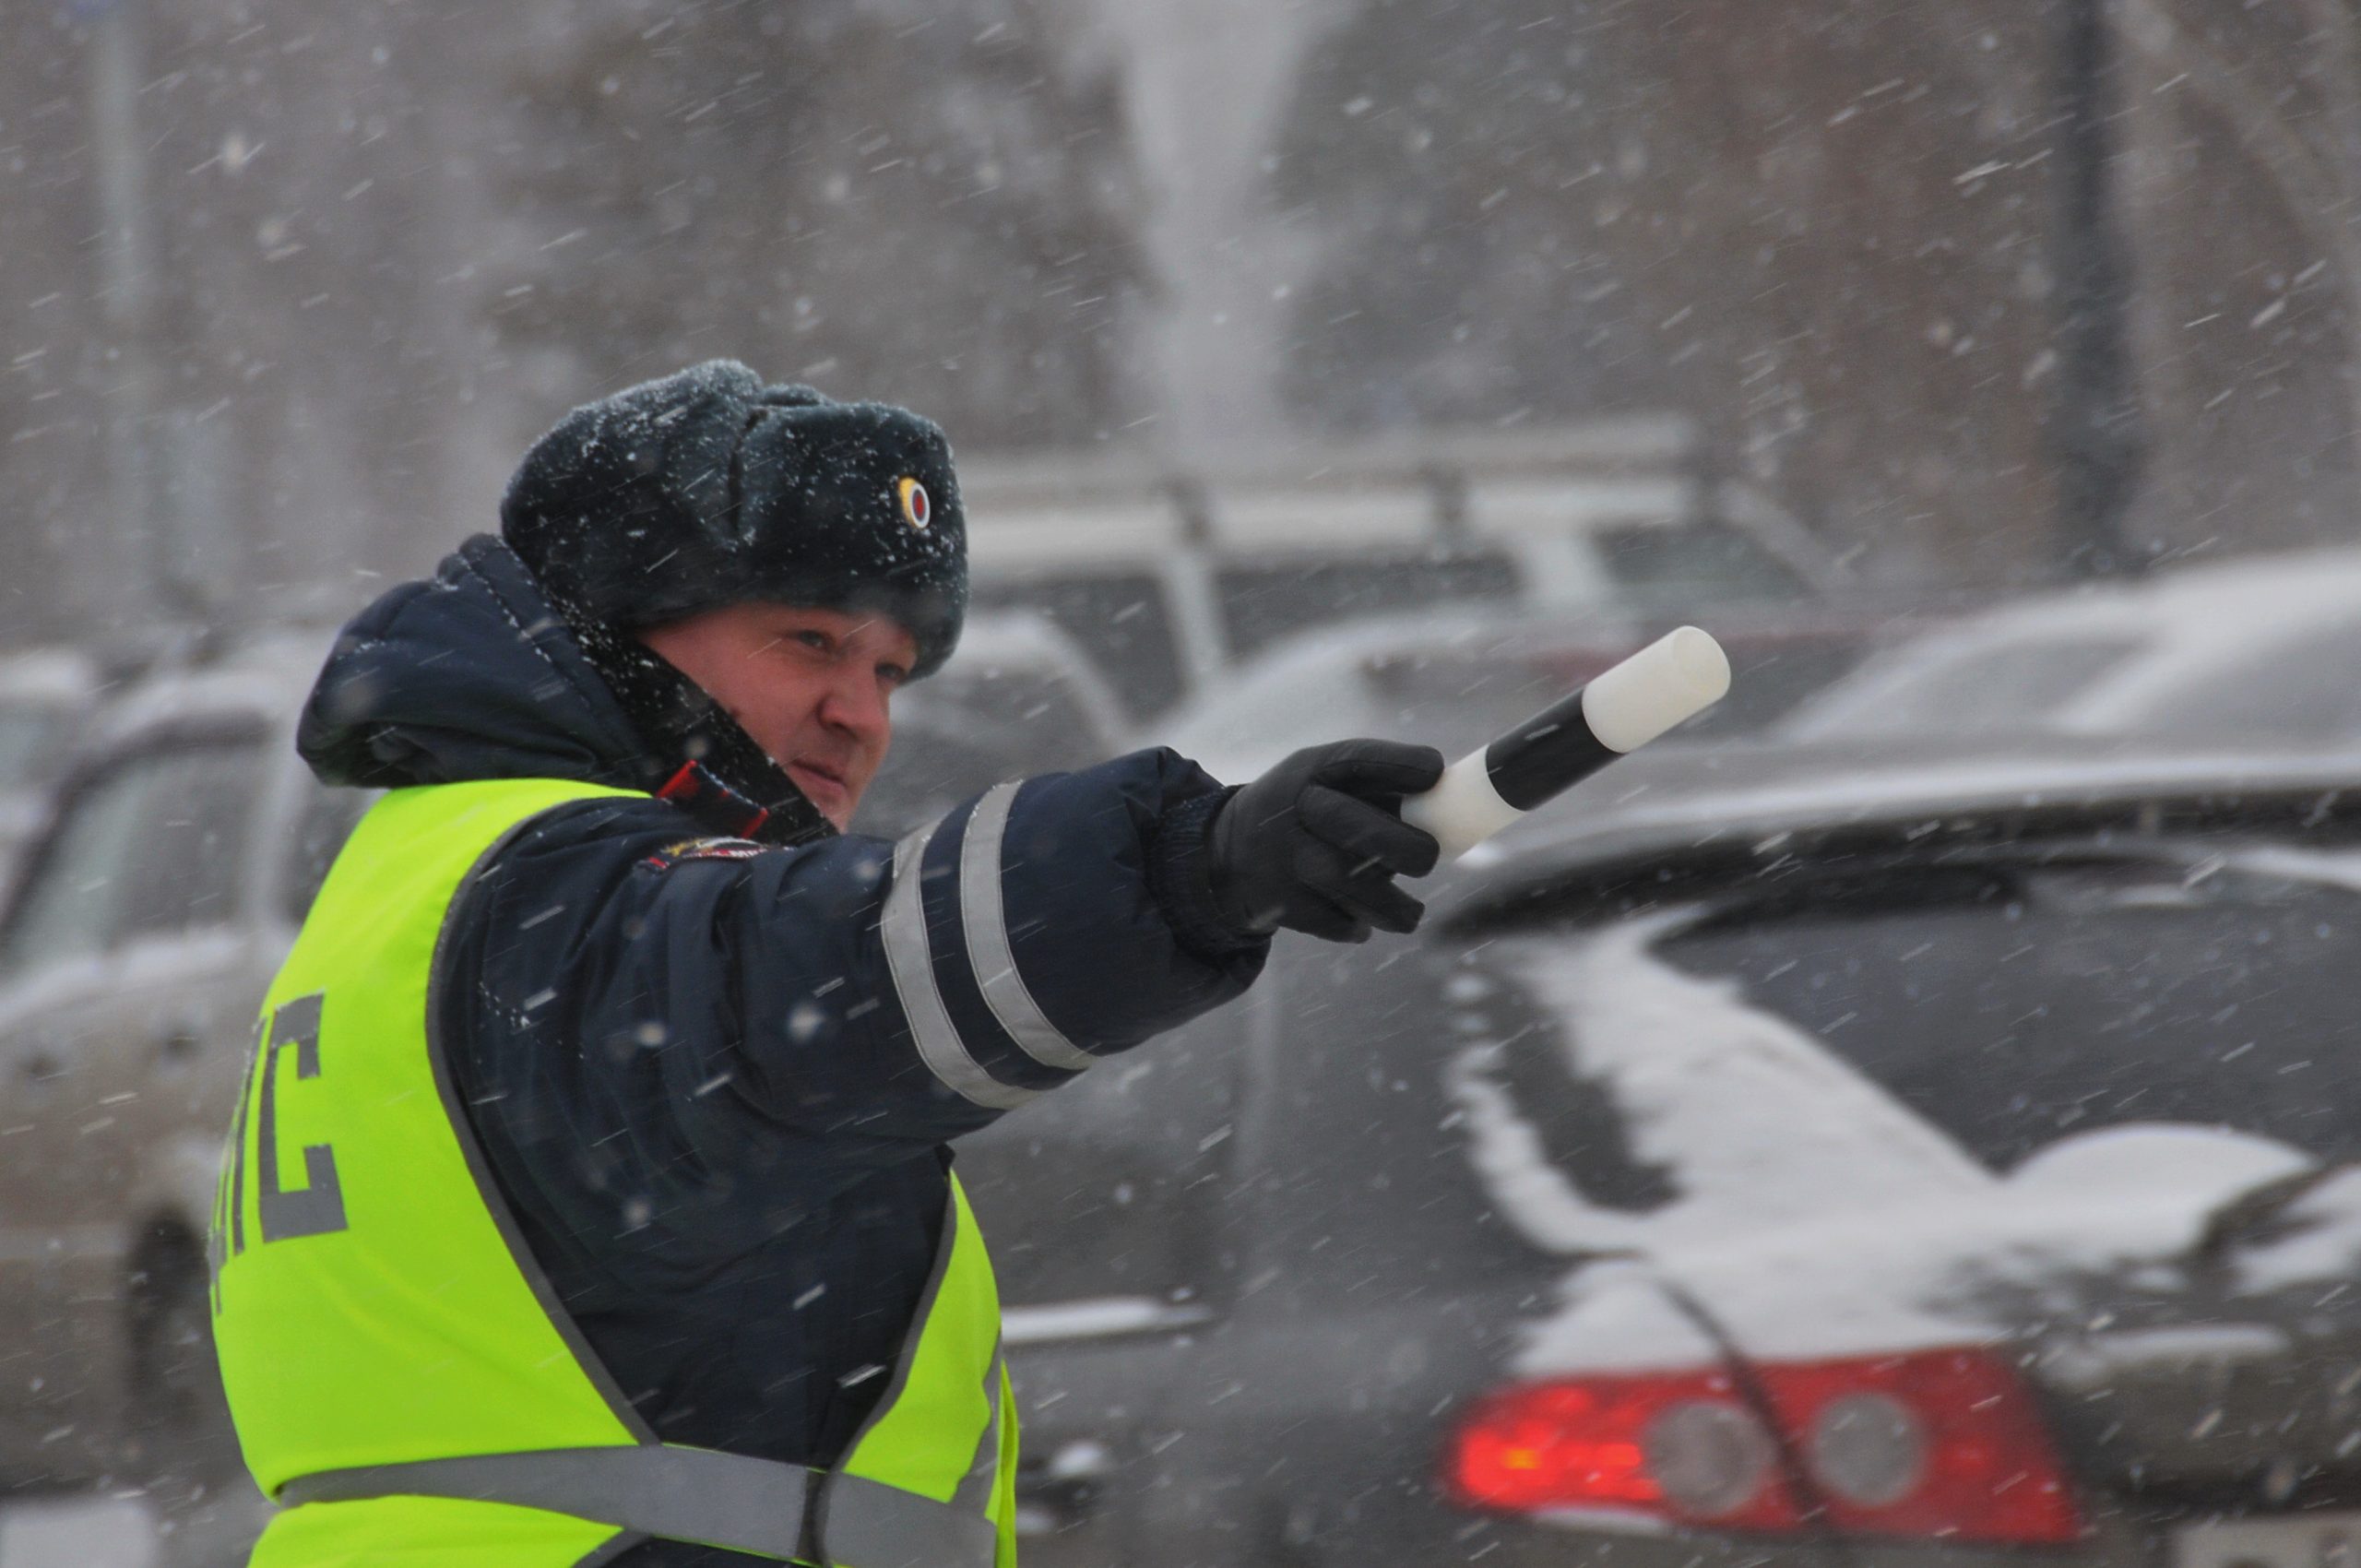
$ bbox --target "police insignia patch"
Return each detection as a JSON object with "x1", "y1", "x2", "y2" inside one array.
[
  {"x1": 895, "y1": 476, "x2": 931, "y2": 530},
  {"x1": 644, "y1": 837, "x2": 768, "y2": 869}
]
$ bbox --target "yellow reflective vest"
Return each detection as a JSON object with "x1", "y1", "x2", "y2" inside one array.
[{"x1": 209, "y1": 778, "x2": 1018, "y2": 1567}]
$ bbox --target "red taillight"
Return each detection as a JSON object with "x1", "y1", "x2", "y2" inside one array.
[
  {"x1": 1448, "y1": 1369, "x2": 1798, "y2": 1529},
  {"x1": 1762, "y1": 1350, "x2": 2082, "y2": 1543},
  {"x1": 1446, "y1": 1348, "x2": 2082, "y2": 1544}
]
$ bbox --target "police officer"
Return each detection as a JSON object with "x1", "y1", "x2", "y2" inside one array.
[{"x1": 208, "y1": 362, "x2": 1442, "y2": 1567}]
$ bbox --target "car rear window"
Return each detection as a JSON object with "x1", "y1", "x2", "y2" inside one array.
[
  {"x1": 1592, "y1": 519, "x2": 1810, "y2": 606},
  {"x1": 1216, "y1": 551, "x2": 1521, "y2": 661},
  {"x1": 1650, "y1": 855, "x2": 2361, "y2": 1170}
]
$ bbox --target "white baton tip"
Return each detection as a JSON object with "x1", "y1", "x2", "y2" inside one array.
[
  {"x1": 1580, "y1": 625, "x2": 1732, "y2": 754},
  {"x1": 1400, "y1": 751, "x2": 1521, "y2": 863}
]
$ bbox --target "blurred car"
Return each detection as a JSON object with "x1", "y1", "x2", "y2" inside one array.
[
  {"x1": 959, "y1": 732, "x2": 2361, "y2": 1568},
  {"x1": 1149, "y1": 603, "x2": 1899, "y2": 783},
  {"x1": 0, "y1": 632, "x2": 358, "y2": 1506},
  {"x1": 1786, "y1": 548, "x2": 2361, "y2": 745},
  {"x1": 853, "y1": 612, "x2": 1132, "y2": 838},
  {"x1": 965, "y1": 426, "x2": 1843, "y2": 721}
]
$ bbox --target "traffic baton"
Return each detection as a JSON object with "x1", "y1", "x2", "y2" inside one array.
[{"x1": 1401, "y1": 625, "x2": 1732, "y2": 862}]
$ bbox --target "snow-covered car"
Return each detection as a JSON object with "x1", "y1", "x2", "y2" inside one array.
[
  {"x1": 959, "y1": 732, "x2": 2361, "y2": 1568},
  {"x1": 0, "y1": 633, "x2": 355, "y2": 1507},
  {"x1": 1150, "y1": 604, "x2": 1894, "y2": 783},
  {"x1": 1785, "y1": 547, "x2": 2361, "y2": 745},
  {"x1": 853, "y1": 612, "x2": 1132, "y2": 839}
]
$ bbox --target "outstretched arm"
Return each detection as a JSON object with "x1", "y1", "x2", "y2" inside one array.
[{"x1": 440, "y1": 748, "x2": 1267, "y2": 1221}]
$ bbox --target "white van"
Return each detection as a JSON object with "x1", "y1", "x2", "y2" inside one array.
[{"x1": 960, "y1": 418, "x2": 1840, "y2": 719}]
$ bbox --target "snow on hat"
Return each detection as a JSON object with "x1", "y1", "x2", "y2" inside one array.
[{"x1": 500, "y1": 360, "x2": 967, "y2": 678}]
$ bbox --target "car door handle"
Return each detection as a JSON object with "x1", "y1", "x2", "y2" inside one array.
[
  {"x1": 153, "y1": 1028, "x2": 201, "y2": 1064},
  {"x1": 17, "y1": 1050, "x2": 60, "y2": 1084}
]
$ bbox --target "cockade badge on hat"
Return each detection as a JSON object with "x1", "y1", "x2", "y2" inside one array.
[{"x1": 895, "y1": 476, "x2": 931, "y2": 530}]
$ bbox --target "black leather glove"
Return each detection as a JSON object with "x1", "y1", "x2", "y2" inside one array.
[{"x1": 1204, "y1": 739, "x2": 1445, "y2": 944}]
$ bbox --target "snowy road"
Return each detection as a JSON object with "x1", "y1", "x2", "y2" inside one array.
[
  {"x1": 0, "y1": 1490, "x2": 267, "y2": 1568},
  {"x1": 0, "y1": 1496, "x2": 156, "y2": 1568}
]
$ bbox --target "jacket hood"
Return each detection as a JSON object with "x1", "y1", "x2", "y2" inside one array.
[{"x1": 298, "y1": 535, "x2": 664, "y2": 792}]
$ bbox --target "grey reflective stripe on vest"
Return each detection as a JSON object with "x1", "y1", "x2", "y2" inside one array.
[
  {"x1": 960, "y1": 783, "x2": 1098, "y2": 1074},
  {"x1": 821, "y1": 1472, "x2": 999, "y2": 1568},
  {"x1": 277, "y1": 1445, "x2": 810, "y2": 1560},
  {"x1": 277, "y1": 1445, "x2": 998, "y2": 1567},
  {"x1": 882, "y1": 822, "x2": 1035, "y2": 1111}
]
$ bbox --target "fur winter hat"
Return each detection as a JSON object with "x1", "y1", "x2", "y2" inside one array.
[{"x1": 500, "y1": 360, "x2": 967, "y2": 678}]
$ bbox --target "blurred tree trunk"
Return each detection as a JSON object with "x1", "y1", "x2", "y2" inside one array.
[
  {"x1": 2302, "y1": 0, "x2": 2361, "y2": 177},
  {"x1": 2118, "y1": 0, "x2": 2361, "y2": 489},
  {"x1": 86, "y1": 0, "x2": 178, "y2": 618},
  {"x1": 2300, "y1": 0, "x2": 2361, "y2": 469},
  {"x1": 2049, "y1": 0, "x2": 2148, "y2": 579}
]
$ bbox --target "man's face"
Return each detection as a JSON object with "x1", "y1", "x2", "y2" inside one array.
[{"x1": 635, "y1": 603, "x2": 919, "y2": 830}]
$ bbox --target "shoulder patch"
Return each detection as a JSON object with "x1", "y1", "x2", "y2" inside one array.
[{"x1": 642, "y1": 836, "x2": 769, "y2": 870}]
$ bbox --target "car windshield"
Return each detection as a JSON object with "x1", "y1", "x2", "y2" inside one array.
[
  {"x1": 0, "y1": 740, "x2": 264, "y2": 983},
  {"x1": 0, "y1": 706, "x2": 75, "y2": 794},
  {"x1": 1162, "y1": 628, "x2": 1862, "y2": 778},
  {"x1": 970, "y1": 573, "x2": 1183, "y2": 720},
  {"x1": 858, "y1": 666, "x2": 1114, "y2": 837},
  {"x1": 1788, "y1": 632, "x2": 2149, "y2": 739},
  {"x1": 1157, "y1": 638, "x2": 1627, "y2": 777},
  {"x1": 2089, "y1": 612, "x2": 2361, "y2": 741},
  {"x1": 900, "y1": 661, "x2": 1107, "y2": 745}
]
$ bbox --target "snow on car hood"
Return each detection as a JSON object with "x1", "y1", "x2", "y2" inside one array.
[{"x1": 1449, "y1": 917, "x2": 2324, "y2": 1375}]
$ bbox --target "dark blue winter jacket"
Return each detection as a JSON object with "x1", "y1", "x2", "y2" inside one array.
[{"x1": 295, "y1": 536, "x2": 1266, "y2": 1566}]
